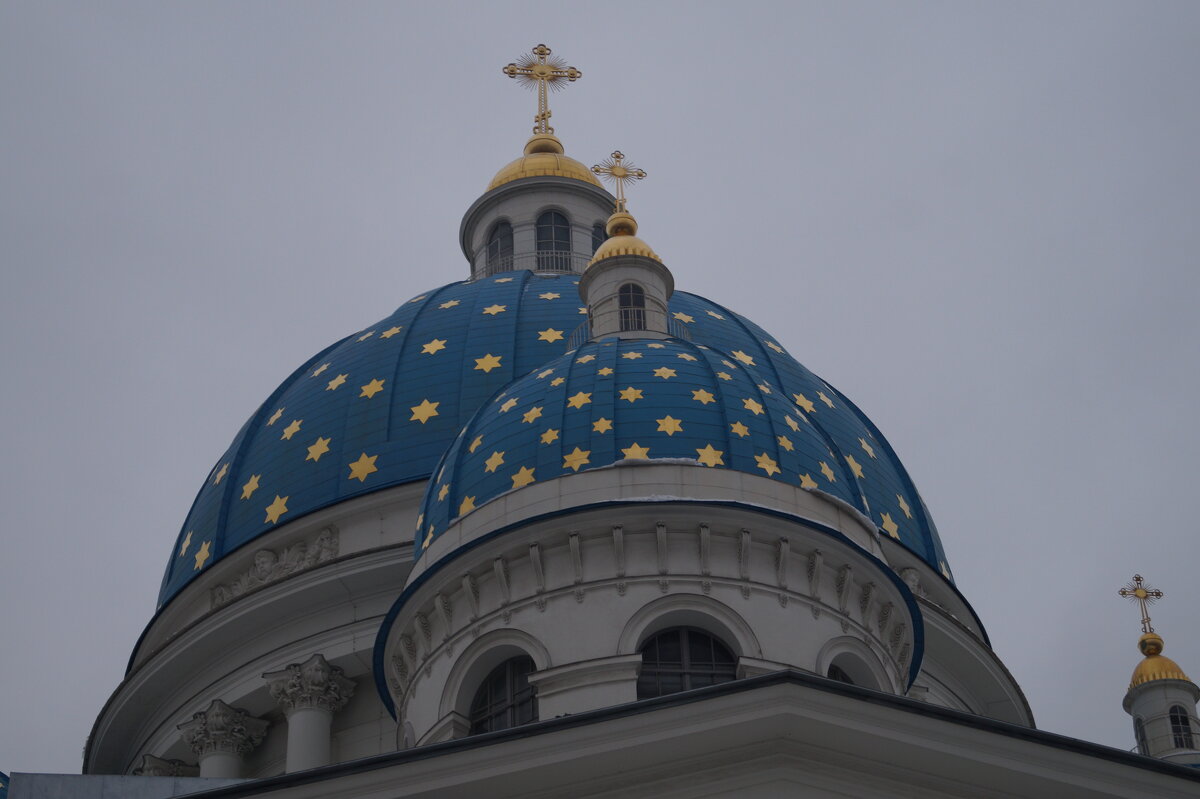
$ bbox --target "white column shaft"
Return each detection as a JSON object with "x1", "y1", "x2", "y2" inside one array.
[{"x1": 285, "y1": 706, "x2": 334, "y2": 772}]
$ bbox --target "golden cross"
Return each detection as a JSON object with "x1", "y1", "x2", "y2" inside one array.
[
  {"x1": 503, "y1": 44, "x2": 582, "y2": 135},
  {"x1": 1118, "y1": 574, "x2": 1165, "y2": 634},
  {"x1": 592, "y1": 151, "x2": 647, "y2": 213}
]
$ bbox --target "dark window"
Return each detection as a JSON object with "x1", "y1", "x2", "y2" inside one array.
[
  {"x1": 486, "y1": 221, "x2": 513, "y2": 274},
  {"x1": 619, "y1": 283, "x2": 646, "y2": 331},
  {"x1": 827, "y1": 664, "x2": 855, "y2": 685},
  {"x1": 536, "y1": 211, "x2": 571, "y2": 271},
  {"x1": 1134, "y1": 716, "x2": 1149, "y2": 755},
  {"x1": 591, "y1": 222, "x2": 606, "y2": 254},
  {"x1": 1170, "y1": 705, "x2": 1194, "y2": 749},
  {"x1": 469, "y1": 656, "x2": 538, "y2": 734},
  {"x1": 637, "y1": 627, "x2": 737, "y2": 699}
]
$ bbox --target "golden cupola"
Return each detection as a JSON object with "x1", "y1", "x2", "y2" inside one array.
[{"x1": 589, "y1": 151, "x2": 661, "y2": 265}]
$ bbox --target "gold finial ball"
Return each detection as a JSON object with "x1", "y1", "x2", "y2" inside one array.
[
  {"x1": 1139, "y1": 632, "x2": 1164, "y2": 656},
  {"x1": 524, "y1": 133, "x2": 565, "y2": 155},
  {"x1": 606, "y1": 210, "x2": 638, "y2": 237}
]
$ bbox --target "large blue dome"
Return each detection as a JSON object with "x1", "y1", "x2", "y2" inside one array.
[{"x1": 160, "y1": 271, "x2": 951, "y2": 606}]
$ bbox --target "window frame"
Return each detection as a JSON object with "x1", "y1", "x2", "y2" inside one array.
[
  {"x1": 636, "y1": 626, "x2": 737, "y2": 700},
  {"x1": 1169, "y1": 704, "x2": 1194, "y2": 750},
  {"x1": 618, "y1": 282, "x2": 647, "y2": 331},
  {"x1": 468, "y1": 655, "x2": 539, "y2": 735},
  {"x1": 535, "y1": 210, "x2": 572, "y2": 271}
]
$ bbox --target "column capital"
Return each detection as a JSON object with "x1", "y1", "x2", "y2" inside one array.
[
  {"x1": 264, "y1": 653, "x2": 356, "y2": 715},
  {"x1": 178, "y1": 699, "x2": 269, "y2": 758},
  {"x1": 133, "y1": 754, "x2": 199, "y2": 777}
]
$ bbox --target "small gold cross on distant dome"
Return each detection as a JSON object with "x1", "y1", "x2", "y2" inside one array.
[
  {"x1": 1118, "y1": 574, "x2": 1165, "y2": 633},
  {"x1": 503, "y1": 44, "x2": 582, "y2": 135},
  {"x1": 592, "y1": 151, "x2": 647, "y2": 213}
]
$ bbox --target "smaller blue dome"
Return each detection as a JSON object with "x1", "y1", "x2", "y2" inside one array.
[{"x1": 418, "y1": 337, "x2": 868, "y2": 550}]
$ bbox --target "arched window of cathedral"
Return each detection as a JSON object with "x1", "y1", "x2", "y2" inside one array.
[
  {"x1": 618, "y1": 283, "x2": 646, "y2": 331},
  {"x1": 591, "y1": 222, "x2": 606, "y2": 254},
  {"x1": 636, "y1": 627, "x2": 737, "y2": 699},
  {"x1": 827, "y1": 664, "x2": 855, "y2": 685},
  {"x1": 1169, "y1": 705, "x2": 1194, "y2": 749},
  {"x1": 536, "y1": 211, "x2": 571, "y2": 271},
  {"x1": 486, "y1": 221, "x2": 513, "y2": 275},
  {"x1": 1134, "y1": 716, "x2": 1149, "y2": 754},
  {"x1": 469, "y1": 656, "x2": 538, "y2": 734}
]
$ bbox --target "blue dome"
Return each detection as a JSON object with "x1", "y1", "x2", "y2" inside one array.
[
  {"x1": 160, "y1": 272, "x2": 951, "y2": 607},
  {"x1": 418, "y1": 337, "x2": 950, "y2": 583}
]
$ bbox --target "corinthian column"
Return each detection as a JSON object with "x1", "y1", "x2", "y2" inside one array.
[
  {"x1": 263, "y1": 653, "x2": 356, "y2": 772},
  {"x1": 177, "y1": 699, "x2": 269, "y2": 778}
]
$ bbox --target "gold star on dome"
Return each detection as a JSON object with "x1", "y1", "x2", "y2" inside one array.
[
  {"x1": 326, "y1": 373, "x2": 348, "y2": 391},
  {"x1": 523, "y1": 406, "x2": 544, "y2": 423},
  {"x1": 306, "y1": 436, "x2": 331, "y2": 462},
  {"x1": 695, "y1": 444, "x2": 724, "y2": 467},
  {"x1": 621, "y1": 351, "x2": 643, "y2": 360},
  {"x1": 563, "y1": 447, "x2": 591, "y2": 472},
  {"x1": 494, "y1": 277, "x2": 514, "y2": 283},
  {"x1": 484, "y1": 451, "x2": 506, "y2": 473},
  {"x1": 819, "y1": 461, "x2": 836, "y2": 482},
  {"x1": 677, "y1": 353, "x2": 698, "y2": 362},
  {"x1": 409, "y1": 295, "x2": 426, "y2": 303},
  {"x1": 267, "y1": 408, "x2": 284, "y2": 426},
  {"x1": 818, "y1": 391, "x2": 835, "y2": 408},
  {"x1": 213, "y1": 462, "x2": 229, "y2": 485},
  {"x1": 410, "y1": 399, "x2": 440, "y2": 424},
  {"x1": 469, "y1": 436, "x2": 484, "y2": 453},
  {"x1": 765, "y1": 340, "x2": 785, "y2": 353},
  {"x1": 538, "y1": 368, "x2": 555, "y2": 379},
  {"x1": 360, "y1": 378, "x2": 386, "y2": 399},
  {"x1": 422, "y1": 338, "x2": 447, "y2": 355},
  {"x1": 692, "y1": 389, "x2": 715, "y2": 405},
  {"x1": 551, "y1": 377, "x2": 565, "y2": 386},
  {"x1": 898, "y1": 495, "x2": 912, "y2": 519},
  {"x1": 567, "y1": 391, "x2": 592, "y2": 409},
  {"x1": 539, "y1": 292, "x2": 561, "y2": 300},
  {"x1": 732, "y1": 350, "x2": 755, "y2": 366},
  {"x1": 657, "y1": 415, "x2": 683, "y2": 435},
  {"x1": 179, "y1": 530, "x2": 192, "y2": 557},
  {"x1": 597, "y1": 367, "x2": 614, "y2": 376},
  {"x1": 716, "y1": 371, "x2": 732, "y2": 381},
  {"x1": 860, "y1": 438, "x2": 876, "y2": 459},
  {"x1": 653, "y1": 367, "x2": 677, "y2": 379},
  {"x1": 757, "y1": 383, "x2": 772, "y2": 395},
  {"x1": 577, "y1": 354, "x2": 596, "y2": 363},
  {"x1": 707, "y1": 310, "x2": 725, "y2": 320},
  {"x1": 281, "y1": 420, "x2": 302, "y2": 440},
  {"x1": 240, "y1": 474, "x2": 261, "y2": 500},
  {"x1": 742, "y1": 398, "x2": 764, "y2": 415},
  {"x1": 793, "y1": 393, "x2": 816, "y2": 413},
  {"x1": 358, "y1": 330, "x2": 375, "y2": 342},
  {"x1": 312, "y1": 363, "x2": 330, "y2": 377},
  {"x1": 422, "y1": 528, "x2": 434, "y2": 549},
  {"x1": 579, "y1": 306, "x2": 588, "y2": 314},
  {"x1": 646, "y1": 342, "x2": 665, "y2": 349},
  {"x1": 881, "y1": 513, "x2": 900, "y2": 538},
  {"x1": 619, "y1": 386, "x2": 644, "y2": 403},
  {"x1": 511, "y1": 466, "x2": 537, "y2": 488},
  {"x1": 438, "y1": 483, "x2": 450, "y2": 501},
  {"x1": 845, "y1": 454, "x2": 864, "y2": 479},
  {"x1": 459, "y1": 495, "x2": 476, "y2": 516},
  {"x1": 593, "y1": 417, "x2": 613, "y2": 433},
  {"x1": 348, "y1": 453, "x2": 379, "y2": 482},
  {"x1": 799, "y1": 473, "x2": 818, "y2": 489},
  {"x1": 264, "y1": 495, "x2": 289, "y2": 524},
  {"x1": 730, "y1": 421, "x2": 750, "y2": 438},
  {"x1": 540, "y1": 428, "x2": 560, "y2": 444},
  {"x1": 721, "y1": 359, "x2": 736, "y2": 369},
  {"x1": 474, "y1": 354, "x2": 503, "y2": 373},
  {"x1": 621, "y1": 443, "x2": 651, "y2": 460},
  {"x1": 499, "y1": 397, "x2": 519, "y2": 413},
  {"x1": 776, "y1": 435, "x2": 794, "y2": 452},
  {"x1": 482, "y1": 304, "x2": 507, "y2": 315},
  {"x1": 538, "y1": 328, "x2": 564, "y2": 343},
  {"x1": 439, "y1": 299, "x2": 460, "y2": 309},
  {"x1": 194, "y1": 540, "x2": 212, "y2": 570},
  {"x1": 673, "y1": 312, "x2": 695, "y2": 323},
  {"x1": 784, "y1": 415, "x2": 801, "y2": 431},
  {"x1": 380, "y1": 326, "x2": 402, "y2": 338},
  {"x1": 754, "y1": 453, "x2": 780, "y2": 476}
]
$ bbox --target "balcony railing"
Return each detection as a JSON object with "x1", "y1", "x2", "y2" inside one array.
[{"x1": 480, "y1": 250, "x2": 591, "y2": 278}]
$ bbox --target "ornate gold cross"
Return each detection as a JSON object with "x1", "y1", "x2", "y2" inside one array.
[
  {"x1": 503, "y1": 44, "x2": 582, "y2": 135},
  {"x1": 1118, "y1": 574, "x2": 1165, "y2": 634},
  {"x1": 592, "y1": 151, "x2": 647, "y2": 213}
]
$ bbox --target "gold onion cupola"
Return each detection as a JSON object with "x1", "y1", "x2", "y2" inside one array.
[{"x1": 1118, "y1": 575, "x2": 1193, "y2": 688}]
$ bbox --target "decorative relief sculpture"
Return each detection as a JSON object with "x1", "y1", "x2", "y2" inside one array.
[
  {"x1": 263, "y1": 653, "x2": 356, "y2": 714},
  {"x1": 133, "y1": 754, "x2": 198, "y2": 777},
  {"x1": 210, "y1": 526, "x2": 339, "y2": 607},
  {"x1": 178, "y1": 699, "x2": 269, "y2": 757}
]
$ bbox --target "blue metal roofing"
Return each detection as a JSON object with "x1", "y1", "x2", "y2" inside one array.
[{"x1": 159, "y1": 271, "x2": 951, "y2": 608}]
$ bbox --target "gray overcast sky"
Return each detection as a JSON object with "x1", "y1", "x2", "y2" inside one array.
[{"x1": 2, "y1": 0, "x2": 1198, "y2": 774}]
